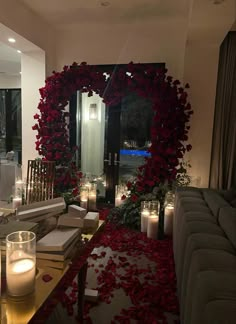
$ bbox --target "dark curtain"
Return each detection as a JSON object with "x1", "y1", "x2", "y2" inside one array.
[{"x1": 209, "y1": 32, "x2": 236, "y2": 190}]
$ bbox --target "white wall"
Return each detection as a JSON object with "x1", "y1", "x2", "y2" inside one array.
[
  {"x1": 56, "y1": 19, "x2": 188, "y2": 80},
  {"x1": 81, "y1": 93, "x2": 105, "y2": 176},
  {"x1": 183, "y1": 43, "x2": 220, "y2": 187},
  {"x1": 21, "y1": 49, "x2": 45, "y2": 178},
  {"x1": 0, "y1": 0, "x2": 56, "y2": 75},
  {"x1": 0, "y1": 75, "x2": 21, "y2": 88}
]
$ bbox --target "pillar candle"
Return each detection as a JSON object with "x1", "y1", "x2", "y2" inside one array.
[
  {"x1": 12, "y1": 197, "x2": 22, "y2": 209},
  {"x1": 164, "y1": 205, "x2": 174, "y2": 236},
  {"x1": 115, "y1": 196, "x2": 123, "y2": 207},
  {"x1": 7, "y1": 258, "x2": 35, "y2": 296},
  {"x1": 88, "y1": 194, "x2": 96, "y2": 211},
  {"x1": 141, "y1": 209, "x2": 150, "y2": 232},
  {"x1": 147, "y1": 214, "x2": 159, "y2": 239},
  {"x1": 80, "y1": 199, "x2": 88, "y2": 211}
]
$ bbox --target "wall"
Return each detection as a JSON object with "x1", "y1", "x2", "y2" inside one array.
[
  {"x1": 183, "y1": 43, "x2": 220, "y2": 187},
  {"x1": 0, "y1": 75, "x2": 21, "y2": 88},
  {"x1": 55, "y1": 19, "x2": 188, "y2": 80},
  {"x1": 0, "y1": 0, "x2": 56, "y2": 75},
  {"x1": 21, "y1": 49, "x2": 45, "y2": 178}
]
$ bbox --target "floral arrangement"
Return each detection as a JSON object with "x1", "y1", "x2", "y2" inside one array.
[{"x1": 32, "y1": 62, "x2": 192, "y2": 214}]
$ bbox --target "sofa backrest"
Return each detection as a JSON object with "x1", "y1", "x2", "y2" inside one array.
[
  {"x1": 202, "y1": 190, "x2": 230, "y2": 218},
  {"x1": 219, "y1": 207, "x2": 236, "y2": 250}
]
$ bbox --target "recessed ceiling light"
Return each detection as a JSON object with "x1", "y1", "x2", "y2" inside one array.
[
  {"x1": 19, "y1": 71, "x2": 22, "y2": 74},
  {"x1": 17, "y1": 50, "x2": 22, "y2": 54},
  {"x1": 213, "y1": 0, "x2": 224, "y2": 4},
  {"x1": 8, "y1": 38, "x2": 16, "y2": 43},
  {"x1": 101, "y1": 1, "x2": 110, "y2": 7}
]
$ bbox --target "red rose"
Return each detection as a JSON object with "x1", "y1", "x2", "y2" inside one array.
[{"x1": 131, "y1": 195, "x2": 138, "y2": 202}]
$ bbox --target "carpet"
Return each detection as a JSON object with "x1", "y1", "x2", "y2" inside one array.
[{"x1": 63, "y1": 221, "x2": 180, "y2": 324}]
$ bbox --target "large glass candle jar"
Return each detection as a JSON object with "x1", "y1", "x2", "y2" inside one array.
[
  {"x1": 115, "y1": 184, "x2": 126, "y2": 207},
  {"x1": 88, "y1": 183, "x2": 97, "y2": 211},
  {"x1": 149, "y1": 200, "x2": 160, "y2": 215},
  {"x1": 164, "y1": 191, "x2": 175, "y2": 236},
  {"x1": 147, "y1": 210, "x2": 159, "y2": 239},
  {"x1": 140, "y1": 201, "x2": 150, "y2": 232},
  {"x1": 80, "y1": 186, "x2": 89, "y2": 210},
  {"x1": 6, "y1": 231, "x2": 36, "y2": 297}
]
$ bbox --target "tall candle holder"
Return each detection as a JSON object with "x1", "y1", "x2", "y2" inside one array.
[
  {"x1": 115, "y1": 184, "x2": 127, "y2": 207},
  {"x1": 88, "y1": 183, "x2": 97, "y2": 211},
  {"x1": 149, "y1": 200, "x2": 160, "y2": 215},
  {"x1": 164, "y1": 191, "x2": 175, "y2": 236},
  {"x1": 80, "y1": 186, "x2": 89, "y2": 210},
  {"x1": 140, "y1": 201, "x2": 150, "y2": 232},
  {"x1": 147, "y1": 208, "x2": 159, "y2": 239},
  {"x1": 6, "y1": 231, "x2": 36, "y2": 297}
]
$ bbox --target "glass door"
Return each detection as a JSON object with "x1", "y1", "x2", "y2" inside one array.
[
  {"x1": 70, "y1": 91, "x2": 153, "y2": 206},
  {"x1": 104, "y1": 93, "x2": 153, "y2": 204}
]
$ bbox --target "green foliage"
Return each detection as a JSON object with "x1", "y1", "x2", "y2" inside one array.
[{"x1": 108, "y1": 159, "x2": 192, "y2": 231}]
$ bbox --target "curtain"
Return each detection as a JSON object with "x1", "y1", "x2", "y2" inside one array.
[{"x1": 209, "y1": 32, "x2": 236, "y2": 190}]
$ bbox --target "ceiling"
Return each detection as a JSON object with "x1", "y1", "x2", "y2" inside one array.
[
  {"x1": 0, "y1": 0, "x2": 235, "y2": 75},
  {"x1": 20, "y1": 0, "x2": 189, "y2": 27}
]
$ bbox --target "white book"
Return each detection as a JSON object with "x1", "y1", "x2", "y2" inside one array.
[
  {"x1": 36, "y1": 236, "x2": 79, "y2": 261},
  {"x1": 58, "y1": 214, "x2": 84, "y2": 228},
  {"x1": 68, "y1": 205, "x2": 87, "y2": 218},
  {"x1": 84, "y1": 212, "x2": 99, "y2": 228},
  {"x1": 17, "y1": 197, "x2": 66, "y2": 220},
  {"x1": 36, "y1": 227, "x2": 80, "y2": 252},
  {"x1": 36, "y1": 258, "x2": 70, "y2": 270}
]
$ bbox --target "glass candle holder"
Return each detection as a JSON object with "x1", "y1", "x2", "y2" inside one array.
[
  {"x1": 15, "y1": 179, "x2": 25, "y2": 197},
  {"x1": 149, "y1": 200, "x2": 160, "y2": 215},
  {"x1": 80, "y1": 186, "x2": 89, "y2": 210},
  {"x1": 164, "y1": 191, "x2": 175, "y2": 236},
  {"x1": 12, "y1": 196, "x2": 22, "y2": 210},
  {"x1": 88, "y1": 183, "x2": 97, "y2": 211},
  {"x1": 140, "y1": 201, "x2": 150, "y2": 232},
  {"x1": 115, "y1": 184, "x2": 126, "y2": 207},
  {"x1": 147, "y1": 210, "x2": 159, "y2": 239},
  {"x1": 6, "y1": 231, "x2": 36, "y2": 297}
]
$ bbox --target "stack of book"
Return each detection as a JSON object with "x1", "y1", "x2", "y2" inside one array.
[
  {"x1": 16, "y1": 197, "x2": 66, "y2": 223},
  {"x1": 58, "y1": 210, "x2": 99, "y2": 230},
  {"x1": 36, "y1": 227, "x2": 81, "y2": 270}
]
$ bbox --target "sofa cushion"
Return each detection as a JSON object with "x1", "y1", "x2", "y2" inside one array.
[
  {"x1": 191, "y1": 271, "x2": 236, "y2": 324},
  {"x1": 203, "y1": 191, "x2": 230, "y2": 218},
  {"x1": 219, "y1": 207, "x2": 236, "y2": 249},
  {"x1": 183, "y1": 250, "x2": 236, "y2": 324},
  {"x1": 175, "y1": 221, "x2": 225, "y2": 295},
  {"x1": 180, "y1": 233, "x2": 235, "y2": 313}
]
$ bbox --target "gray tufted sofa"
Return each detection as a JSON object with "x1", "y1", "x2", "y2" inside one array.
[{"x1": 173, "y1": 187, "x2": 236, "y2": 324}]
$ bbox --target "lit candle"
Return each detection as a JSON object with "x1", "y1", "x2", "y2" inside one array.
[
  {"x1": 80, "y1": 199, "x2": 88, "y2": 210},
  {"x1": 15, "y1": 179, "x2": 24, "y2": 193},
  {"x1": 6, "y1": 231, "x2": 36, "y2": 297},
  {"x1": 141, "y1": 209, "x2": 150, "y2": 232},
  {"x1": 80, "y1": 186, "x2": 89, "y2": 210},
  {"x1": 164, "y1": 205, "x2": 174, "y2": 236},
  {"x1": 88, "y1": 183, "x2": 97, "y2": 211},
  {"x1": 147, "y1": 213, "x2": 159, "y2": 239},
  {"x1": 12, "y1": 197, "x2": 22, "y2": 209},
  {"x1": 115, "y1": 195, "x2": 123, "y2": 207},
  {"x1": 7, "y1": 258, "x2": 35, "y2": 296}
]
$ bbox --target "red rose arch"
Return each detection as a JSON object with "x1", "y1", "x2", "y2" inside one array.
[{"x1": 33, "y1": 62, "x2": 193, "y2": 197}]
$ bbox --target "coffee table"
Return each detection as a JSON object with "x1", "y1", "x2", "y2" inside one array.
[{"x1": 0, "y1": 220, "x2": 104, "y2": 323}]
